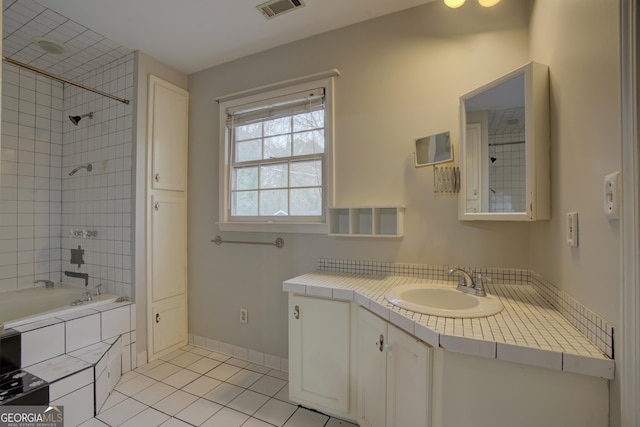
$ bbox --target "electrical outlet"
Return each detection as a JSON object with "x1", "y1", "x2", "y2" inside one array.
[{"x1": 240, "y1": 308, "x2": 248, "y2": 323}]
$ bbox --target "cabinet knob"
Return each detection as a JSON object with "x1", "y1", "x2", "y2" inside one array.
[
  {"x1": 293, "y1": 305, "x2": 300, "y2": 320},
  {"x1": 156, "y1": 313, "x2": 160, "y2": 323},
  {"x1": 155, "y1": 173, "x2": 160, "y2": 183},
  {"x1": 154, "y1": 201, "x2": 160, "y2": 211},
  {"x1": 376, "y1": 334, "x2": 385, "y2": 352}
]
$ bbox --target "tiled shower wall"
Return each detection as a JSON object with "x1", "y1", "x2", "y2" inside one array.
[
  {"x1": 61, "y1": 52, "x2": 135, "y2": 298},
  {"x1": 0, "y1": 62, "x2": 64, "y2": 292},
  {"x1": 488, "y1": 107, "x2": 526, "y2": 212},
  {"x1": 0, "y1": 52, "x2": 135, "y2": 298}
]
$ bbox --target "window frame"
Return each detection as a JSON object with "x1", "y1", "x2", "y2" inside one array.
[{"x1": 218, "y1": 77, "x2": 335, "y2": 233}]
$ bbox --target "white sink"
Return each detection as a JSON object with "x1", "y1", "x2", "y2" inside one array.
[{"x1": 384, "y1": 284, "x2": 503, "y2": 318}]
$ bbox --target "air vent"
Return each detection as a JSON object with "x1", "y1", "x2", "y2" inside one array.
[{"x1": 257, "y1": 0, "x2": 305, "y2": 19}]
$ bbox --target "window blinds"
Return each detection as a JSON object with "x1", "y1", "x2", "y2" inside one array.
[{"x1": 226, "y1": 88, "x2": 324, "y2": 127}]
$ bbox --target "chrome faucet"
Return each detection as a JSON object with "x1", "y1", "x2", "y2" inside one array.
[
  {"x1": 93, "y1": 283, "x2": 102, "y2": 296},
  {"x1": 446, "y1": 267, "x2": 487, "y2": 297},
  {"x1": 82, "y1": 291, "x2": 93, "y2": 302},
  {"x1": 34, "y1": 279, "x2": 55, "y2": 288}
]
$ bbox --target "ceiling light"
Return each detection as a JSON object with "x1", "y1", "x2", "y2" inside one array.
[
  {"x1": 444, "y1": 0, "x2": 466, "y2": 8},
  {"x1": 31, "y1": 36, "x2": 68, "y2": 55},
  {"x1": 478, "y1": 0, "x2": 501, "y2": 7}
]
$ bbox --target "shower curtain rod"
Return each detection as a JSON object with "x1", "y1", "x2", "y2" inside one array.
[{"x1": 3, "y1": 57, "x2": 130, "y2": 105}]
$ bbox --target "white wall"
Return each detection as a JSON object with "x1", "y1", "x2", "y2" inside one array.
[
  {"x1": 188, "y1": 0, "x2": 532, "y2": 358},
  {"x1": 528, "y1": 0, "x2": 621, "y2": 424}
]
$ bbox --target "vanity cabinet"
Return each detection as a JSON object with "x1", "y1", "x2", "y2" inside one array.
[
  {"x1": 288, "y1": 294, "x2": 357, "y2": 421},
  {"x1": 357, "y1": 308, "x2": 432, "y2": 427}
]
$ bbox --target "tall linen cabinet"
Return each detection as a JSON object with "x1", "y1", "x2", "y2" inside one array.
[{"x1": 146, "y1": 75, "x2": 189, "y2": 360}]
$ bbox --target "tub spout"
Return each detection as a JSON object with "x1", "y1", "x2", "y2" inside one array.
[
  {"x1": 34, "y1": 279, "x2": 55, "y2": 288},
  {"x1": 64, "y1": 271, "x2": 89, "y2": 287}
]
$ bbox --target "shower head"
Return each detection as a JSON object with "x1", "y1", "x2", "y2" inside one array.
[
  {"x1": 68, "y1": 163, "x2": 93, "y2": 176},
  {"x1": 69, "y1": 112, "x2": 94, "y2": 126}
]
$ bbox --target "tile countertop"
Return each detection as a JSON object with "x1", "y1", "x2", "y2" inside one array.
[{"x1": 283, "y1": 272, "x2": 614, "y2": 380}]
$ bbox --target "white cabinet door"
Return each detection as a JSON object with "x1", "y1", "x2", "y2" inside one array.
[
  {"x1": 357, "y1": 308, "x2": 388, "y2": 427},
  {"x1": 386, "y1": 324, "x2": 432, "y2": 427},
  {"x1": 289, "y1": 294, "x2": 354, "y2": 418},
  {"x1": 148, "y1": 75, "x2": 189, "y2": 192},
  {"x1": 150, "y1": 194, "x2": 186, "y2": 302},
  {"x1": 152, "y1": 297, "x2": 187, "y2": 355}
]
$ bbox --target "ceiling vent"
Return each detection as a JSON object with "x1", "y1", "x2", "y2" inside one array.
[{"x1": 257, "y1": 0, "x2": 305, "y2": 19}]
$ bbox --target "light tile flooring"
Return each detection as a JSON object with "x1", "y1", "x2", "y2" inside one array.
[{"x1": 80, "y1": 345, "x2": 357, "y2": 427}]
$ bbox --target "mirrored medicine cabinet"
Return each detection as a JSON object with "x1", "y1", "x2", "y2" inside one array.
[{"x1": 458, "y1": 61, "x2": 550, "y2": 221}]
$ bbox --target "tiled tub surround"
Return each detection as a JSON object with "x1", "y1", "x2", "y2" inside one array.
[
  {"x1": 286, "y1": 260, "x2": 614, "y2": 380},
  {"x1": 1, "y1": 302, "x2": 136, "y2": 426}
]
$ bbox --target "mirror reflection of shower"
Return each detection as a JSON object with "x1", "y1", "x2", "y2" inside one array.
[
  {"x1": 68, "y1": 112, "x2": 93, "y2": 125},
  {"x1": 68, "y1": 163, "x2": 93, "y2": 176}
]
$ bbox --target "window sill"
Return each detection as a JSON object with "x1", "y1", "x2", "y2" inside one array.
[{"x1": 217, "y1": 221, "x2": 329, "y2": 234}]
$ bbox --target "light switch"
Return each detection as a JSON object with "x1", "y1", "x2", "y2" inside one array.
[
  {"x1": 567, "y1": 212, "x2": 578, "y2": 247},
  {"x1": 604, "y1": 172, "x2": 620, "y2": 220}
]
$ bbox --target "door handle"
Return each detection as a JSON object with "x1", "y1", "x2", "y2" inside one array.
[
  {"x1": 155, "y1": 173, "x2": 160, "y2": 183},
  {"x1": 156, "y1": 313, "x2": 160, "y2": 323},
  {"x1": 293, "y1": 305, "x2": 300, "y2": 320},
  {"x1": 154, "y1": 201, "x2": 160, "y2": 211},
  {"x1": 376, "y1": 334, "x2": 384, "y2": 352}
]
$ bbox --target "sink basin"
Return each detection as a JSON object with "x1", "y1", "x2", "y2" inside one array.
[{"x1": 384, "y1": 284, "x2": 503, "y2": 318}]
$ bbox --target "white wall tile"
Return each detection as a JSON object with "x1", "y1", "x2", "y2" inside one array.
[
  {"x1": 65, "y1": 312, "x2": 101, "y2": 352},
  {"x1": 21, "y1": 322, "x2": 65, "y2": 366},
  {"x1": 49, "y1": 367, "x2": 93, "y2": 400},
  {"x1": 51, "y1": 384, "x2": 94, "y2": 427},
  {"x1": 101, "y1": 305, "x2": 131, "y2": 340}
]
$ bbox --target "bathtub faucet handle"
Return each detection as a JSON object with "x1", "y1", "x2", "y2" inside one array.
[
  {"x1": 82, "y1": 291, "x2": 93, "y2": 302},
  {"x1": 94, "y1": 283, "x2": 103, "y2": 296}
]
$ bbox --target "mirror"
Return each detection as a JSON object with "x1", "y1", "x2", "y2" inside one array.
[
  {"x1": 414, "y1": 132, "x2": 453, "y2": 167},
  {"x1": 459, "y1": 62, "x2": 550, "y2": 221}
]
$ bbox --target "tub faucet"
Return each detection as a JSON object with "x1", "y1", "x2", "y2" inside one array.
[
  {"x1": 82, "y1": 291, "x2": 93, "y2": 302},
  {"x1": 64, "y1": 271, "x2": 89, "y2": 287},
  {"x1": 446, "y1": 267, "x2": 486, "y2": 297},
  {"x1": 34, "y1": 279, "x2": 55, "y2": 288},
  {"x1": 93, "y1": 283, "x2": 102, "y2": 296}
]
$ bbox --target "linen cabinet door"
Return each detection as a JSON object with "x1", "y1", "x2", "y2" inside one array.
[{"x1": 148, "y1": 75, "x2": 189, "y2": 192}]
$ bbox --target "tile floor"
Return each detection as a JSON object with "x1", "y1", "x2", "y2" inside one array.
[{"x1": 79, "y1": 345, "x2": 357, "y2": 427}]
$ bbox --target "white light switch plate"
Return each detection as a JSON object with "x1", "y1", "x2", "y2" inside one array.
[
  {"x1": 604, "y1": 172, "x2": 620, "y2": 220},
  {"x1": 567, "y1": 212, "x2": 578, "y2": 247}
]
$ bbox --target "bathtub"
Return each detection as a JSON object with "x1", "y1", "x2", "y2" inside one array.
[{"x1": 0, "y1": 286, "x2": 119, "y2": 330}]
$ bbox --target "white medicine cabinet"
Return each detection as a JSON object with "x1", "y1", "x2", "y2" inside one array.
[{"x1": 458, "y1": 62, "x2": 550, "y2": 221}]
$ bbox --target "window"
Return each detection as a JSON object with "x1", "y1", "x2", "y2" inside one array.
[{"x1": 218, "y1": 77, "x2": 334, "y2": 233}]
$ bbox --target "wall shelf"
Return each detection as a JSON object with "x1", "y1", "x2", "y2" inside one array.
[{"x1": 328, "y1": 206, "x2": 404, "y2": 238}]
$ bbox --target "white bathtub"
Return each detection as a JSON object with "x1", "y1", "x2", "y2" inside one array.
[{"x1": 0, "y1": 286, "x2": 119, "y2": 330}]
